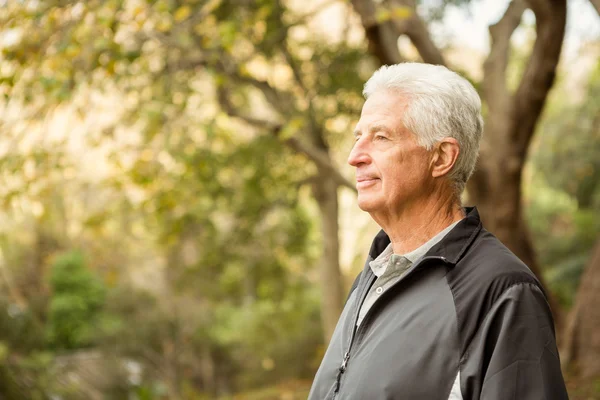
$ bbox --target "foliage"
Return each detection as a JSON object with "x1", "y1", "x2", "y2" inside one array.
[
  {"x1": 47, "y1": 250, "x2": 107, "y2": 349},
  {"x1": 0, "y1": 287, "x2": 61, "y2": 398},
  {"x1": 526, "y1": 61, "x2": 600, "y2": 307},
  {"x1": 534, "y1": 62, "x2": 600, "y2": 208}
]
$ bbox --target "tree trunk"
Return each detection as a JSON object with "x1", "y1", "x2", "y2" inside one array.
[
  {"x1": 467, "y1": 155, "x2": 532, "y2": 267},
  {"x1": 466, "y1": 136, "x2": 560, "y2": 320},
  {"x1": 466, "y1": 116, "x2": 552, "y2": 307},
  {"x1": 350, "y1": 0, "x2": 403, "y2": 65},
  {"x1": 313, "y1": 173, "x2": 344, "y2": 343},
  {"x1": 216, "y1": 81, "x2": 354, "y2": 344},
  {"x1": 469, "y1": 0, "x2": 567, "y2": 324},
  {"x1": 199, "y1": 346, "x2": 216, "y2": 395},
  {"x1": 560, "y1": 237, "x2": 600, "y2": 378}
]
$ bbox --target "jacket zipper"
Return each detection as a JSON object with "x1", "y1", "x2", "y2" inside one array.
[
  {"x1": 331, "y1": 268, "x2": 375, "y2": 399},
  {"x1": 331, "y1": 255, "x2": 449, "y2": 398}
]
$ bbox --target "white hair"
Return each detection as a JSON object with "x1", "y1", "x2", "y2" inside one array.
[{"x1": 363, "y1": 62, "x2": 484, "y2": 195}]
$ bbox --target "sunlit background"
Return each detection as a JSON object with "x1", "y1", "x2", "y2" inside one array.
[{"x1": 0, "y1": 0, "x2": 599, "y2": 398}]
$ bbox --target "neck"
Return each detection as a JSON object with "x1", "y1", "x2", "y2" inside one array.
[{"x1": 372, "y1": 189, "x2": 464, "y2": 255}]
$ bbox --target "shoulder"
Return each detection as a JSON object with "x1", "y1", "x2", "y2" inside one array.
[
  {"x1": 445, "y1": 228, "x2": 547, "y2": 351},
  {"x1": 447, "y1": 227, "x2": 542, "y2": 298}
]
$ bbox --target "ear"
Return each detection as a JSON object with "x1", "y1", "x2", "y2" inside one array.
[{"x1": 431, "y1": 138, "x2": 460, "y2": 178}]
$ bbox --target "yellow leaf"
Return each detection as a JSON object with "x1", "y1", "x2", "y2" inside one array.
[
  {"x1": 65, "y1": 45, "x2": 80, "y2": 59},
  {"x1": 214, "y1": 74, "x2": 225, "y2": 86},
  {"x1": 140, "y1": 149, "x2": 154, "y2": 162},
  {"x1": 106, "y1": 270, "x2": 119, "y2": 287},
  {"x1": 279, "y1": 117, "x2": 305, "y2": 140},
  {"x1": 156, "y1": 18, "x2": 173, "y2": 32},
  {"x1": 201, "y1": 0, "x2": 222, "y2": 15},
  {"x1": 391, "y1": 6, "x2": 412, "y2": 19},
  {"x1": 174, "y1": 5, "x2": 192, "y2": 22},
  {"x1": 133, "y1": 5, "x2": 144, "y2": 17},
  {"x1": 106, "y1": 60, "x2": 115, "y2": 76},
  {"x1": 375, "y1": 8, "x2": 390, "y2": 23},
  {"x1": 238, "y1": 64, "x2": 250, "y2": 77},
  {"x1": 375, "y1": 6, "x2": 412, "y2": 23}
]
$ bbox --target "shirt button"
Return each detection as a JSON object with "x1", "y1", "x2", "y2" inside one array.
[{"x1": 376, "y1": 287, "x2": 383, "y2": 294}]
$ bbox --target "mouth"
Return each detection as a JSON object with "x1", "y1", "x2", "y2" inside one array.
[{"x1": 356, "y1": 177, "x2": 379, "y2": 189}]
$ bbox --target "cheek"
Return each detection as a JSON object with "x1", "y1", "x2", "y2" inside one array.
[
  {"x1": 378, "y1": 146, "x2": 430, "y2": 182},
  {"x1": 391, "y1": 152, "x2": 430, "y2": 187}
]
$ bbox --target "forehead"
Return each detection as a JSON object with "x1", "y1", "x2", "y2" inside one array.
[{"x1": 357, "y1": 90, "x2": 408, "y2": 130}]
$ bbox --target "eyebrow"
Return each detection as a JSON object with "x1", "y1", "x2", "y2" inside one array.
[{"x1": 353, "y1": 123, "x2": 393, "y2": 137}]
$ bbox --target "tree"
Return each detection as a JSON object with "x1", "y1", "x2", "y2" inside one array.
[
  {"x1": 1, "y1": 0, "x2": 334, "y2": 394},
  {"x1": 562, "y1": 238, "x2": 600, "y2": 378},
  {"x1": 563, "y1": 71, "x2": 600, "y2": 375},
  {"x1": 349, "y1": 0, "x2": 567, "y2": 317},
  {"x1": 47, "y1": 250, "x2": 106, "y2": 350},
  {"x1": 535, "y1": 60, "x2": 600, "y2": 381},
  {"x1": 526, "y1": 58, "x2": 600, "y2": 304},
  {"x1": 0, "y1": 0, "x2": 369, "y2": 343}
]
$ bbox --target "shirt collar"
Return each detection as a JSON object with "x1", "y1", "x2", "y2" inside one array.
[
  {"x1": 366, "y1": 207, "x2": 483, "y2": 267},
  {"x1": 403, "y1": 219, "x2": 462, "y2": 263},
  {"x1": 368, "y1": 243, "x2": 394, "y2": 277},
  {"x1": 368, "y1": 218, "x2": 463, "y2": 276}
]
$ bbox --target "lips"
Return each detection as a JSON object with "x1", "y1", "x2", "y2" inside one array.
[
  {"x1": 356, "y1": 176, "x2": 379, "y2": 189},
  {"x1": 356, "y1": 175, "x2": 379, "y2": 182}
]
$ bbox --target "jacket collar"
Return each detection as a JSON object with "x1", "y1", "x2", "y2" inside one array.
[{"x1": 368, "y1": 206, "x2": 483, "y2": 267}]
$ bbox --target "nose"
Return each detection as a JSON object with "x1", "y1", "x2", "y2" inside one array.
[{"x1": 347, "y1": 137, "x2": 370, "y2": 167}]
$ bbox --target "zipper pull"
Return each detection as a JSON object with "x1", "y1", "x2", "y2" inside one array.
[
  {"x1": 340, "y1": 351, "x2": 350, "y2": 372},
  {"x1": 334, "y1": 352, "x2": 350, "y2": 394}
]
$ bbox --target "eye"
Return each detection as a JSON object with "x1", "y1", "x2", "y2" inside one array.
[{"x1": 375, "y1": 134, "x2": 389, "y2": 141}]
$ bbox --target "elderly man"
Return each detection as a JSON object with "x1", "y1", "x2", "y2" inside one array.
[{"x1": 308, "y1": 63, "x2": 568, "y2": 400}]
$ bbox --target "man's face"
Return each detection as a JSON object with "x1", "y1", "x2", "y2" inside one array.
[{"x1": 348, "y1": 90, "x2": 433, "y2": 216}]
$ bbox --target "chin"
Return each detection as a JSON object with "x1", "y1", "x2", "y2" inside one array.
[{"x1": 357, "y1": 196, "x2": 382, "y2": 213}]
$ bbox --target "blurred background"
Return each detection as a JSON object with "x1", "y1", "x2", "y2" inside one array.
[{"x1": 0, "y1": 0, "x2": 598, "y2": 398}]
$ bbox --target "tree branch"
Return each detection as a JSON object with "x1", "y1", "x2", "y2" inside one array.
[
  {"x1": 510, "y1": 0, "x2": 567, "y2": 157},
  {"x1": 284, "y1": 137, "x2": 356, "y2": 192},
  {"x1": 482, "y1": 0, "x2": 527, "y2": 113},
  {"x1": 387, "y1": 0, "x2": 446, "y2": 65},
  {"x1": 219, "y1": 66, "x2": 296, "y2": 114},
  {"x1": 279, "y1": 33, "x2": 329, "y2": 150},
  {"x1": 216, "y1": 88, "x2": 356, "y2": 192},
  {"x1": 468, "y1": 0, "x2": 526, "y2": 200},
  {"x1": 350, "y1": 0, "x2": 403, "y2": 65}
]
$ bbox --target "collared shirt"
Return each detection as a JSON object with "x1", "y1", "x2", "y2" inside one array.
[{"x1": 357, "y1": 219, "x2": 462, "y2": 327}]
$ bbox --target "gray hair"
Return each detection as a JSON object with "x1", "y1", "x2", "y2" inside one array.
[{"x1": 363, "y1": 62, "x2": 483, "y2": 195}]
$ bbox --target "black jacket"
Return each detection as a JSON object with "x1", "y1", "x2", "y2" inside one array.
[{"x1": 308, "y1": 207, "x2": 568, "y2": 400}]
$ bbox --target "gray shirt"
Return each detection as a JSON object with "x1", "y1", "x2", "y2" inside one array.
[{"x1": 357, "y1": 220, "x2": 462, "y2": 327}]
